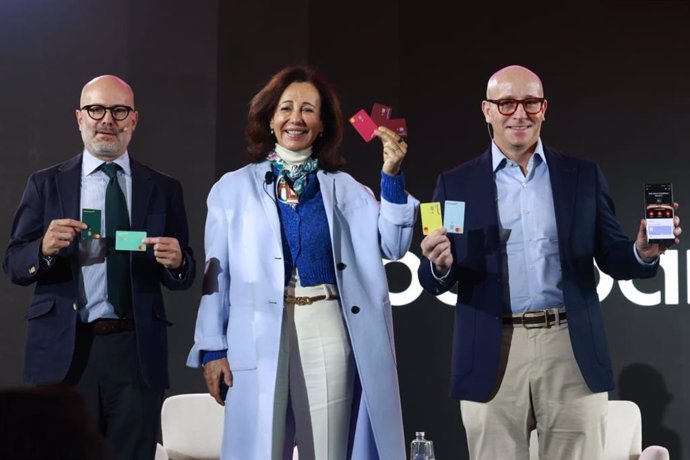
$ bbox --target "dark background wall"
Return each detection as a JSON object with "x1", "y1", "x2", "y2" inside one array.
[{"x1": 1, "y1": 1, "x2": 688, "y2": 458}]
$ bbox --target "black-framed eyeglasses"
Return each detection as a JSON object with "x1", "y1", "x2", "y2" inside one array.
[
  {"x1": 486, "y1": 98, "x2": 545, "y2": 116},
  {"x1": 80, "y1": 104, "x2": 134, "y2": 121}
]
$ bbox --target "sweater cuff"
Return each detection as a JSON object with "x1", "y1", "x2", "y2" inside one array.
[
  {"x1": 201, "y1": 349, "x2": 227, "y2": 366},
  {"x1": 381, "y1": 170, "x2": 406, "y2": 204}
]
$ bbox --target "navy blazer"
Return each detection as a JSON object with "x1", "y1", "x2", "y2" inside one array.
[
  {"x1": 418, "y1": 146, "x2": 657, "y2": 402},
  {"x1": 3, "y1": 154, "x2": 196, "y2": 390}
]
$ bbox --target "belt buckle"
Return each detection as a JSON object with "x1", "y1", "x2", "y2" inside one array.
[
  {"x1": 295, "y1": 296, "x2": 313, "y2": 306},
  {"x1": 521, "y1": 309, "x2": 549, "y2": 329},
  {"x1": 285, "y1": 295, "x2": 314, "y2": 306}
]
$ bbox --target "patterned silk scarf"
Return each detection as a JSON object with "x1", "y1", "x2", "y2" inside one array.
[{"x1": 267, "y1": 150, "x2": 318, "y2": 196}]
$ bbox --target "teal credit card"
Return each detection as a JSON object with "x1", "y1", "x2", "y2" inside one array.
[{"x1": 115, "y1": 231, "x2": 147, "y2": 251}]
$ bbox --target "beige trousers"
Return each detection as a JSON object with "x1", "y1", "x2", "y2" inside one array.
[
  {"x1": 460, "y1": 320, "x2": 608, "y2": 460},
  {"x1": 272, "y1": 274, "x2": 355, "y2": 460}
]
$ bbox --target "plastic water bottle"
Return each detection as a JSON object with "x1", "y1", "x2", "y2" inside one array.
[{"x1": 410, "y1": 431, "x2": 432, "y2": 460}]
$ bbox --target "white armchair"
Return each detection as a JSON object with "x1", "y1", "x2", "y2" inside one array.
[
  {"x1": 160, "y1": 393, "x2": 225, "y2": 460},
  {"x1": 529, "y1": 400, "x2": 669, "y2": 460},
  {"x1": 159, "y1": 393, "x2": 301, "y2": 460}
]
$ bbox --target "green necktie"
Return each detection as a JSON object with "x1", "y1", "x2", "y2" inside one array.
[{"x1": 99, "y1": 162, "x2": 132, "y2": 318}]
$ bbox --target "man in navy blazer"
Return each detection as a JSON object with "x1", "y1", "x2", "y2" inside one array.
[
  {"x1": 418, "y1": 65, "x2": 681, "y2": 459},
  {"x1": 3, "y1": 75, "x2": 195, "y2": 460}
]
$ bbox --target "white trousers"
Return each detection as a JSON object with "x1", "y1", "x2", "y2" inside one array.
[
  {"x1": 272, "y1": 274, "x2": 355, "y2": 460},
  {"x1": 460, "y1": 320, "x2": 608, "y2": 460}
]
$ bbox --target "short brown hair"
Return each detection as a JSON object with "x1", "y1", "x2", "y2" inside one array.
[{"x1": 246, "y1": 65, "x2": 345, "y2": 171}]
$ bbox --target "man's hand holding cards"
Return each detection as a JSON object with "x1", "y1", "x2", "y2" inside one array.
[{"x1": 143, "y1": 236, "x2": 185, "y2": 270}]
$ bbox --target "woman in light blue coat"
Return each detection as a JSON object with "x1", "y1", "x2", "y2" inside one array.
[{"x1": 187, "y1": 65, "x2": 418, "y2": 460}]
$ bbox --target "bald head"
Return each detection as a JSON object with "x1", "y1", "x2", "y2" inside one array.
[
  {"x1": 80, "y1": 75, "x2": 135, "y2": 108},
  {"x1": 76, "y1": 75, "x2": 138, "y2": 161},
  {"x1": 486, "y1": 65, "x2": 543, "y2": 100},
  {"x1": 481, "y1": 65, "x2": 547, "y2": 163}
]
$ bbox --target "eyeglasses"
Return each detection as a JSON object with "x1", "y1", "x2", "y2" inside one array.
[
  {"x1": 486, "y1": 98, "x2": 545, "y2": 116},
  {"x1": 80, "y1": 104, "x2": 134, "y2": 121}
]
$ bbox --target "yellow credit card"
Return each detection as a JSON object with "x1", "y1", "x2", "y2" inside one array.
[{"x1": 420, "y1": 202, "x2": 443, "y2": 235}]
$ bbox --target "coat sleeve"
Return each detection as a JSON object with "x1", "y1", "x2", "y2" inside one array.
[
  {"x1": 160, "y1": 179, "x2": 196, "y2": 290},
  {"x1": 592, "y1": 164, "x2": 658, "y2": 280},
  {"x1": 378, "y1": 191, "x2": 419, "y2": 261},
  {"x1": 187, "y1": 182, "x2": 230, "y2": 367},
  {"x1": 3, "y1": 174, "x2": 48, "y2": 286}
]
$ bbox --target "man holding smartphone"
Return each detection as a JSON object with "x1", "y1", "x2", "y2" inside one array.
[
  {"x1": 3, "y1": 75, "x2": 196, "y2": 460},
  {"x1": 418, "y1": 65, "x2": 681, "y2": 459}
]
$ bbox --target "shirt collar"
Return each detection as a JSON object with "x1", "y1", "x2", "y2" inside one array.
[
  {"x1": 82, "y1": 149, "x2": 132, "y2": 177},
  {"x1": 491, "y1": 138, "x2": 547, "y2": 172}
]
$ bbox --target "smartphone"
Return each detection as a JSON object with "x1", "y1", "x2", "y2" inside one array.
[
  {"x1": 220, "y1": 381, "x2": 229, "y2": 401},
  {"x1": 644, "y1": 183, "x2": 675, "y2": 244}
]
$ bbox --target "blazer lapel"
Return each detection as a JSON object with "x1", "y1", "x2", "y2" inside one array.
[
  {"x1": 475, "y1": 150, "x2": 501, "y2": 252},
  {"x1": 546, "y1": 148, "x2": 578, "y2": 243},
  {"x1": 54, "y1": 155, "x2": 83, "y2": 278},
  {"x1": 55, "y1": 154, "x2": 82, "y2": 221},
  {"x1": 316, "y1": 170, "x2": 335, "y2": 242},
  {"x1": 130, "y1": 159, "x2": 153, "y2": 230},
  {"x1": 252, "y1": 162, "x2": 282, "y2": 247}
]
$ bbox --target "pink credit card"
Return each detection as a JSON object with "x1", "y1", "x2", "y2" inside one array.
[{"x1": 349, "y1": 109, "x2": 378, "y2": 142}]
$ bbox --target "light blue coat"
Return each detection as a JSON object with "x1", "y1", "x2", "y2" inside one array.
[{"x1": 188, "y1": 161, "x2": 419, "y2": 459}]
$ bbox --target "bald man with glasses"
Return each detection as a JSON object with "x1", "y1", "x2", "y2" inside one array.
[
  {"x1": 418, "y1": 65, "x2": 681, "y2": 459},
  {"x1": 4, "y1": 75, "x2": 196, "y2": 460}
]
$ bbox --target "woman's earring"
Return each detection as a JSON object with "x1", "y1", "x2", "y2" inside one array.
[{"x1": 270, "y1": 128, "x2": 274, "y2": 135}]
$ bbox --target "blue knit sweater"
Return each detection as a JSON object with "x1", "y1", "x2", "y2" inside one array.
[{"x1": 276, "y1": 170, "x2": 335, "y2": 287}]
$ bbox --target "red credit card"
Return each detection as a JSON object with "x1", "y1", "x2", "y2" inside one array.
[
  {"x1": 371, "y1": 103, "x2": 392, "y2": 125},
  {"x1": 382, "y1": 117, "x2": 408, "y2": 137},
  {"x1": 349, "y1": 109, "x2": 378, "y2": 142}
]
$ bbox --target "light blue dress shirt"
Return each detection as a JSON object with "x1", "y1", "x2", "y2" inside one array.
[
  {"x1": 78, "y1": 150, "x2": 132, "y2": 322},
  {"x1": 492, "y1": 140, "x2": 565, "y2": 314}
]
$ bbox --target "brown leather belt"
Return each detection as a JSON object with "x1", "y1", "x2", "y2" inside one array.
[
  {"x1": 87, "y1": 319, "x2": 135, "y2": 335},
  {"x1": 504, "y1": 309, "x2": 567, "y2": 329},
  {"x1": 284, "y1": 293, "x2": 339, "y2": 306}
]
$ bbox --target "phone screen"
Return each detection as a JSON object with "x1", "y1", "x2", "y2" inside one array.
[{"x1": 644, "y1": 183, "x2": 674, "y2": 243}]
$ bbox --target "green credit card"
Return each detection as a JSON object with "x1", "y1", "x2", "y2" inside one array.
[
  {"x1": 81, "y1": 208, "x2": 102, "y2": 239},
  {"x1": 115, "y1": 231, "x2": 147, "y2": 251}
]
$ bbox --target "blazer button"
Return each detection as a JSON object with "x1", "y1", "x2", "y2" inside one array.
[
  {"x1": 73, "y1": 303, "x2": 78, "y2": 311},
  {"x1": 351, "y1": 306, "x2": 360, "y2": 314},
  {"x1": 28, "y1": 265, "x2": 36, "y2": 274},
  {"x1": 337, "y1": 262, "x2": 346, "y2": 270}
]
